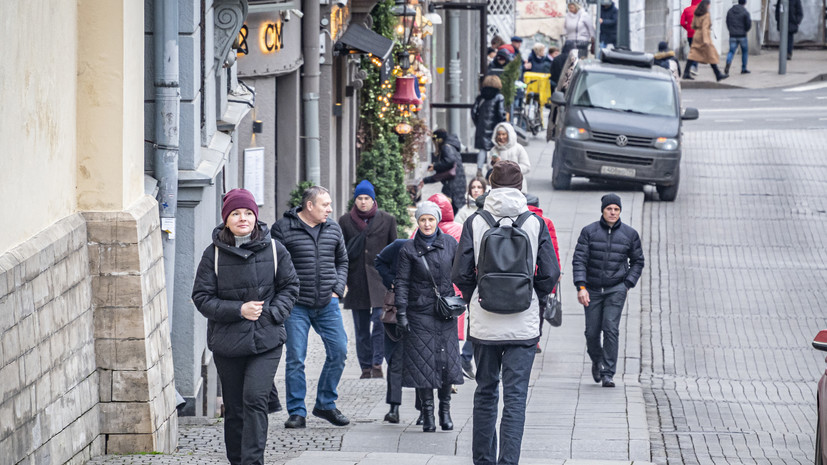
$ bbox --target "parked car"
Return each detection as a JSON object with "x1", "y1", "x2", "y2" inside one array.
[
  {"x1": 547, "y1": 47, "x2": 698, "y2": 201},
  {"x1": 813, "y1": 330, "x2": 827, "y2": 464}
]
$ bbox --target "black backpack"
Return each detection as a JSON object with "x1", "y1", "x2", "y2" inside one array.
[{"x1": 475, "y1": 210, "x2": 535, "y2": 314}]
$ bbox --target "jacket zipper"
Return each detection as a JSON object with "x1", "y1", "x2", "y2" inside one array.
[{"x1": 602, "y1": 226, "x2": 613, "y2": 291}]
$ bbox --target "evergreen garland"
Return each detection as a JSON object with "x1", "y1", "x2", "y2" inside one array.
[{"x1": 500, "y1": 56, "x2": 522, "y2": 109}]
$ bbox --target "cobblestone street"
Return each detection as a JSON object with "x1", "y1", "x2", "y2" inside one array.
[{"x1": 642, "y1": 129, "x2": 827, "y2": 464}]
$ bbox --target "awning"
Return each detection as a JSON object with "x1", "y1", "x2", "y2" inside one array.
[{"x1": 334, "y1": 24, "x2": 394, "y2": 61}]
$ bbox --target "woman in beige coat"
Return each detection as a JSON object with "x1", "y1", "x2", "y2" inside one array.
[{"x1": 682, "y1": 0, "x2": 728, "y2": 82}]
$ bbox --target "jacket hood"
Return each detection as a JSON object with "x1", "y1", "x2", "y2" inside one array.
[
  {"x1": 653, "y1": 50, "x2": 675, "y2": 60},
  {"x1": 428, "y1": 193, "x2": 455, "y2": 223},
  {"x1": 284, "y1": 206, "x2": 302, "y2": 220},
  {"x1": 211, "y1": 221, "x2": 272, "y2": 258},
  {"x1": 491, "y1": 122, "x2": 517, "y2": 149},
  {"x1": 442, "y1": 133, "x2": 462, "y2": 151},
  {"x1": 481, "y1": 87, "x2": 501, "y2": 99},
  {"x1": 691, "y1": 0, "x2": 701, "y2": 5},
  {"x1": 483, "y1": 188, "x2": 528, "y2": 218}
]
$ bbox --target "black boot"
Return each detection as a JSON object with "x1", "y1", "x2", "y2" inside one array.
[
  {"x1": 437, "y1": 384, "x2": 453, "y2": 431},
  {"x1": 384, "y1": 404, "x2": 400, "y2": 423},
  {"x1": 724, "y1": 62, "x2": 731, "y2": 76},
  {"x1": 417, "y1": 388, "x2": 436, "y2": 432},
  {"x1": 712, "y1": 64, "x2": 728, "y2": 82},
  {"x1": 416, "y1": 410, "x2": 424, "y2": 425}
]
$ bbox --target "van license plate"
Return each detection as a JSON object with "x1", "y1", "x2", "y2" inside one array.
[{"x1": 601, "y1": 166, "x2": 636, "y2": 177}]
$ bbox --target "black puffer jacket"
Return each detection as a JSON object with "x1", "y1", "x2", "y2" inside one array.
[
  {"x1": 192, "y1": 223, "x2": 300, "y2": 357},
  {"x1": 572, "y1": 217, "x2": 645, "y2": 290},
  {"x1": 271, "y1": 208, "x2": 348, "y2": 308},
  {"x1": 472, "y1": 87, "x2": 506, "y2": 151},
  {"x1": 424, "y1": 133, "x2": 467, "y2": 214},
  {"x1": 775, "y1": 0, "x2": 803, "y2": 33},
  {"x1": 726, "y1": 4, "x2": 752, "y2": 38},
  {"x1": 394, "y1": 230, "x2": 463, "y2": 389}
]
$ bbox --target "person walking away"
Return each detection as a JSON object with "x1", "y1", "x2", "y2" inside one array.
[
  {"x1": 271, "y1": 186, "x2": 351, "y2": 429},
  {"x1": 653, "y1": 41, "x2": 682, "y2": 82},
  {"x1": 563, "y1": 1, "x2": 595, "y2": 58},
  {"x1": 454, "y1": 177, "x2": 488, "y2": 225},
  {"x1": 395, "y1": 201, "x2": 464, "y2": 432},
  {"x1": 525, "y1": 193, "x2": 561, "y2": 354},
  {"x1": 572, "y1": 194, "x2": 644, "y2": 388},
  {"x1": 725, "y1": 0, "x2": 752, "y2": 74},
  {"x1": 471, "y1": 76, "x2": 507, "y2": 178},
  {"x1": 681, "y1": 0, "x2": 702, "y2": 75},
  {"x1": 682, "y1": 0, "x2": 729, "y2": 82},
  {"x1": 599, "y1": 0, "x2": 618, "y2": 47},
  {"x1": 192, "y1": 189, "x2": 300, "y2": 465},
  {"x1": 339, "y1": 180, "x2": 397, "y2": 379},
  {"x1": 775, "y1": 0, "x2": 803, "y2": 60},
  {"x1": 422, "y1": 129, "x2": 467, "y2": 214},
  {"x1": 374, "y1": 238, "x2": 411, "y2": 424},
  {"x1": 526, "y1": 43, "x2": 552, "y2": 73},
  {"x1": 488, "y1": 122, "x2": 531, "y2": 191},
  {"x1": 452, "y1": 161, "x2": 560, "y2": 465}
]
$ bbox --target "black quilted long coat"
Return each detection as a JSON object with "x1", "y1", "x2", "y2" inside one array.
[{"x1": 393, "y1": 229, "x2": 464, "y2": 389}]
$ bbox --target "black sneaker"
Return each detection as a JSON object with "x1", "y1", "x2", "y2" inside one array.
[
  {"x1": 602, "y1": 376, "x2": 615, "y2": 388},
  {"x1": 591, "y1": 361, "x2": 601, "y2": 383},
  {"x1": 312, "y1": 407, "x2": 350, "y2": 426},
  {"x1": 284, "y1": 414, "x2": 306, "y2": 428},
  {"x1": 741, "y1": 69, "x2": 751, "y2": 74}
]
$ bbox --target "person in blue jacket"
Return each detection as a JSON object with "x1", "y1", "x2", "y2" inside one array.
[{"x1": 599, "y1": 0, "x2": 618, "y2": 47}]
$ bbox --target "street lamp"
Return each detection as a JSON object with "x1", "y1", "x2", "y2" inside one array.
[{"x1": 391, "y1": 0, "x2": 417, "y2": 70}]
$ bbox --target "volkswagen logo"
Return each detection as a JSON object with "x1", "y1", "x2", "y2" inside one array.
[{"x1": 615, "y1": 135, "x2": 628, "y2": 147}]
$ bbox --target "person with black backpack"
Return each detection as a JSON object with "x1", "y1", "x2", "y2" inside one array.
[
  {"x1": 452, "y1": 161, "x2": 559, "y2": 465},
  {"x1": 572, "y1": 194, "x2": 644, "y2": 388}
]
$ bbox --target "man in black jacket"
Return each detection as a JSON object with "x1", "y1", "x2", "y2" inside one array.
[
  {"x1": 272, "y1": 186, "x2": 350, "y2": 429},
  {"x1": 572, "y1": 194, "x2": 644, "y2": 388},
  {"x1": 775, "y1": 0, "x2": 803, "y2": 60},
  {"x1": 725, "y1": 0, "x2": 752, "y2": 74}
]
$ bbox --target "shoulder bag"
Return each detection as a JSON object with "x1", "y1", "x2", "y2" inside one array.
[
  {"x1": 420, "y1": 255, "x2": 466, "y2": 319},
  {"x1": 380, "y1": 288, "x2": 397, "y2": 324},
  {"x1": 542, "y1": 285, "x2": 562, "y2": 327},
  {"x1": 430, "y1": 162, "x2": 457, "y2": 182}
]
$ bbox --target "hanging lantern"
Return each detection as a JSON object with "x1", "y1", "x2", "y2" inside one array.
[
  {"x1": 391, "y1": 76, "x2": 422, "y2": 105},
  {"x1": 395, "y1": 122, "x2": 413, "y2": 135}
]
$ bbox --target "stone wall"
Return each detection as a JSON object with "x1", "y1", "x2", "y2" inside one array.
[{"x1": 0, "y1": 196, "x2": 178, "y2": 463}]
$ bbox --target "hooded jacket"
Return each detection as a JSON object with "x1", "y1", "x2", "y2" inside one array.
[
  {"x1": 271, "y1": 207, "x2": 348, "y2": 308},
  {"x1": 472, "y1": 87, "x2": 507, "y2": 151},
  {"x1": 600, "y1": 3, "x2": 619, "y2": 44},
  {"x1": 452, "y1": 188, "x2": 560, "y2": 345},
  {"x1": 564, "y1": 8, "x2": 595, "y2": 43},
  {"x1": 681, "y1": 0, "x2": 703, "y2": 38},
  {"x1": 775, "y1": 0, "x2": 803, "y2": 33},
  {"x1": 726, "y1": 3, "x2": 752, "y2": 38},
  {"x1": 527, "y1": 205, "x2": 560, "y2": 267},
  {"x1": 490, "y1": 122, "x2": 531, "y2": 191},
  {"x1": 424, "y1": 133, "x2": 467, "y2": 213},
  {"x1": 192, "y1": 223, "x2": 300, "y2": 357},
  {"x1": 572, "y1": 216, "x2": 644, "y2": 290}
]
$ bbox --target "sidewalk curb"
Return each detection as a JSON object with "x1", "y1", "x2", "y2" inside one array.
[{"x1": 681, "y1": 72, "x2": 827, "y2": 90}]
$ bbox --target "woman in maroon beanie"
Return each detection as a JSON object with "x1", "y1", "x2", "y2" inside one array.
[{"x1": 192, "y1": 188, "x2": 300, "y2": 465}]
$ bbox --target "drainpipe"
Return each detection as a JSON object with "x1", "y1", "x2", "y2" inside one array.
[
  {"x1": 446, "y1": 9, "x2": 461, "y2": 136},
  {"x1": 154, "y1": 0, "x2": 180, "y2": 322},
  {"x1": 302, "y1": 0, "x2": 321, "y2": 184}
]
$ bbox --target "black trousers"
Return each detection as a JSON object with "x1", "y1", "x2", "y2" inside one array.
[
  {"x1": 384, "y1": 326, "x2": 404, "y2": 405},
  {"x1": 214, "y1": 346, "x2": 282, "y2": 465}
]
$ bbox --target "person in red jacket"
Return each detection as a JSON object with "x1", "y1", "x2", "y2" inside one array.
[
  {"x1": 681, "y1": 0, "x2": 702, "y2": 75},
  {"x1": 526, "y1": 194, "x2": 560, "y2": 354}
]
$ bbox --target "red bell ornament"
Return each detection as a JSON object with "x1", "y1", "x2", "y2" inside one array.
[{"x1": 390, "y1": 76, "x2": 422, "y2": 105}]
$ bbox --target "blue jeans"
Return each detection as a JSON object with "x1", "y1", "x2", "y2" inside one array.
[
  {"x1": 284, "y1": 298, "x2": 348, "y2": 416},
  {"x1": 461, "y1": 339, "x2": 474, "y2": 364},
  {"x1": 472, "y1": 343, "x2": 536, "y2": 465},
  {"x1": 583, "y1": 285, "x2": 627, "y2": 378},
  {"x1": 352, "y1": 307, "x2": 384, "y2": 368},
  {"x1": 726, "y1": 37, "x2": 749, "y2": 71}
]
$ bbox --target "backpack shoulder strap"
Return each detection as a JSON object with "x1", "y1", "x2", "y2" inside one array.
[
  {"x1": 478, "y1": 210, "x2": 499, "y2": 228},
  {"x1": 271, "y1": 239, "x2": 278, "y2": 279},
  {"x1": 513, "y1": 211, "x2": 535, "y2": 229}
]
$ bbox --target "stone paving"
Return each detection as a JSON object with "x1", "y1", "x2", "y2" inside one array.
[{"x1": 640, "y1": 129, "x2": 827, "y2": 464}]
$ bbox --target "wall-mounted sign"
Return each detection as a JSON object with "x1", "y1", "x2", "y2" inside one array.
[
  {"x1": 260, "y1": 19, "x2": 284, "y2": 53},
  {"x1": 236, "y1": 11, "x2": 303, "y2": 77},
  {"x1": 244, "y1": 147, "x2": 265, "y2": 206}
]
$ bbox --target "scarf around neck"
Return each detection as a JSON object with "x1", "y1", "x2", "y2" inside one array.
[{"x1": 350, "y1": 202, "x2": 378, "y2": 232}]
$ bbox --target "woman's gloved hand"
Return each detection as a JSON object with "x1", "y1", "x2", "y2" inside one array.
[{"x1": 396, "y1": 313, "x2": 410, "y2": 334}]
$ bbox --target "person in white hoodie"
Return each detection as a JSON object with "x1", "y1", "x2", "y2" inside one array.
[
  {"x1": 563, "y1": 1, "x2": 594, "y2": 58},
  {"x1": 452, "y1": 161, "x2": 559, "y2": 465},
  {"x1": 488, "y1": 122, "x2": 531, "y2": 192}
]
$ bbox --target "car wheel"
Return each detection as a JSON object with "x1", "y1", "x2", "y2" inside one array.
[
  {"x1": 656, "y1": 167, "x2": 680, "y2": 201},
  {"x1": 818, "y1": 414, "x2": 824, "y2": 465},
  {"x1": 551, "y1": 149, "x2": 571, "y2": 190}
]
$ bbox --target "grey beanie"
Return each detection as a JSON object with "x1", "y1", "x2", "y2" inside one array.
[{"x1": 415, "y1": 200, "x2": 442, "y2": 223}]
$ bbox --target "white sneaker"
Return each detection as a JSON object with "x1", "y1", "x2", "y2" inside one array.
[{"x1": 689, "y1": 67, "x2": 698, "y2": 76}]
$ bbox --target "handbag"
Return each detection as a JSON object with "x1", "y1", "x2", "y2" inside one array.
[
  {"x1": 542, "y1": 286, "x2": 562, "y2": 327},
  {"x1": 380, "y1": 289, "x2": 397, "y2": 324},
  {"x1": 421, "y1": 256, "x2": 466, "y2": 320},
  {"x1": 430, "y1": 163, "x2": 457, "y2": 182}
]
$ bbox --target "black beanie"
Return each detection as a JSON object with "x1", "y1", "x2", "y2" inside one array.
[{"x1": 601, "y1": 193, "x2": 622, "y2": 211}]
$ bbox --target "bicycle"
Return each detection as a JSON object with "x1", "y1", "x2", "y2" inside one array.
[{"x1": 511, "y1": 78, "x2": 546, "y2": 136}]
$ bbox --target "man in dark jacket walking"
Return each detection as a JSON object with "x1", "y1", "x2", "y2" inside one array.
[
  {"x1": 339, "y1": 180, "x2": 397, "y2": 380},
  {"x1": 599, "y1": 0, "x2": 618, "y2": 47},
  {"x1": 572, "y1": 194, "x2": 644, "y2": 388},
  {"x1": 725, "y1": 0, "x2": 752, "y2": 74},
  {"x1": 452, "y1": 162, "x2": 560, "y2": 465},
  {"x1": 422, "y1": 129, "x2": 468, "y2": 214},
  {"x1": 775, "y1": 0, "x2": 803, "y2": 60},
  {"x1": 272, "y1": 185, "x2": 350, "y2": 429}
]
